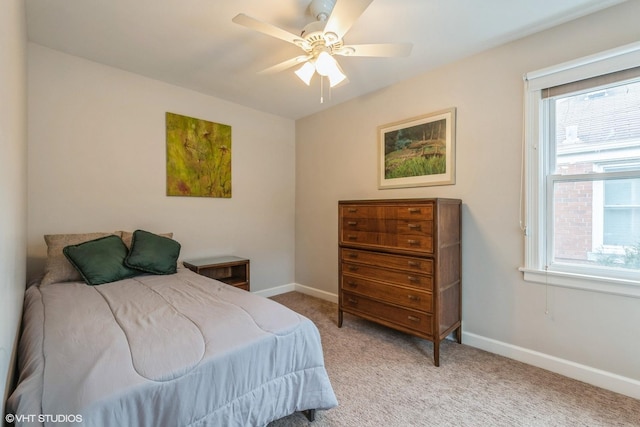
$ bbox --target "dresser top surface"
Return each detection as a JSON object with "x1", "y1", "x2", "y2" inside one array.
[{"x1": 339, "y1": 198, "x2": 460, "y2": 205}]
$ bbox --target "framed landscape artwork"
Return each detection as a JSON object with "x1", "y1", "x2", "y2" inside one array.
[
  {"x1": 378, "y1": 108, "x2": 456, "y2": 189},
  {"x1": 166, "y1": 112, "x2": 232, "y2": 198}
]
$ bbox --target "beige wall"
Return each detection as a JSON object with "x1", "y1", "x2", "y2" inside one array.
[
  {"x1": 0, "y1": 0, "x2": 27, "y2": 414},
  {"x1": 27, "y1": 44, "x2": 296, "y2": 292},
  {"x1": 295, "y1": 1, "x2": 640, "y2": 396},
  {"x1": 14, "y1": 0, "x2": 640, "y2": 406}
]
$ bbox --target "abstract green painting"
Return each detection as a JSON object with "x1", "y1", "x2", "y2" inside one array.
[{"x1": 166, "y1": 112, "x2": 231, "y2": 198}]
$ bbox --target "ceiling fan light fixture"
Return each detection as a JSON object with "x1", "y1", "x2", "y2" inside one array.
[
  {"x1": 314, "y1": 51, "x2": 345, "y2": 87},
  {"x1": 327, "y1": 60, "x2": 346, "y2": 87},
  {"x1": 314, "y1": 51, "x2": 336, "y2": 76},
  {"x1": 327, "y1": 66, "x2": 346, "y2": 87},
  {"x1": 294, "y1": 61, "x2": 316, "y2": 85}
]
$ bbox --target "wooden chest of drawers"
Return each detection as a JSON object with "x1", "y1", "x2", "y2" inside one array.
[{"x1": 338, "y1": 198, "x2": 461, "y2": 366}]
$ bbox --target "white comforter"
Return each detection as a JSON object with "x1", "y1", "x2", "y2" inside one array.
[{"x1": 7, "y1": 268, "x2": 337, "y2": 426}]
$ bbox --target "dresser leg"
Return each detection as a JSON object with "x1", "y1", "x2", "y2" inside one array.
[
  {"x1": 433, "y1": 340, "x2": 440, "y2": 367},
  {"x1": 338, "y1": 310, "x2": 343, "y2": 327},
  {"x1": 455, "y1": 326, "x2": 462, "y2": 344}
]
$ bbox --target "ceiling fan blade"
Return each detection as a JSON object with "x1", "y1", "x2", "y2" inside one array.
[
  {"x1": 323, "y1": 0, "x2": 373, "y2": 41},
  {"x1": 232, "y1": 13, "x2": 308, "y2": 49},
  {"x1": 336, "y1": 43, "x2": 413, "y2": 57},
  {"x1": 259, "y1": 55, "x2": 312, "y2": 74}
]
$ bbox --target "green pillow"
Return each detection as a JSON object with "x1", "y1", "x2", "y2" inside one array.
[
  {"x1": 125, "y1": 229, "x2": 181, "y2": 275},
  {"x1": 63, "y1": 235, "x2": 141, "y2": 285}
]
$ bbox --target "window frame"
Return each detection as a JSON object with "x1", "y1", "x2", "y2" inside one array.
[{"x1": 521, "y1": 41, "x2": 640, "y2": 298}]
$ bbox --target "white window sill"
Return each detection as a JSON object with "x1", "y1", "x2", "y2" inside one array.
[{"x1": 519, "y1": 268, "x2": 640, "y2": 298}]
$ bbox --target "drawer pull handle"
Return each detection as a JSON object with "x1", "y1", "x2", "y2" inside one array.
[
  {"x1": 348, "y1": 208, "x2": 358, "y2": 213},
  {"x1": 347, "y1": 221, "x2": 358, "y2": 226},
  {"x1": 407, "y1": 224, "x2": 421, "y2": 230},
  {"x1": 407, "y1": 261, "x2": 420, "y2": 267},
  {"x1": 347, "y1": 235, "x2": 358, "y2": 240},
  {"x1": 348, "y1": 266, "x2": 359, "y2": 272},
  {"x1": 408, "y1": 208, "x2": 421, "y2": 213},
  {"x1": 408, "y1": 295, "x2": 420, "y2": 302},
  {"x1": 347, "y1": 252, "x2": 358, "y2": 258},
  {"x1": 348, "y1": 298, "x2": 358, "y2": 304},
  {"x1": 408, "y1": 276, "x2": 419, "y2": 282},
  {"x1": 407, "y1": 315, "x2": 421, "y2": 322},
  {"x1": 347, "y1": 281, "x2": 358, "y2": 288},
  {"x1": 407, "y1": 239, "x2": 420, "y2": 245}
]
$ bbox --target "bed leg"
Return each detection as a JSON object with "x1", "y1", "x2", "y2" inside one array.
[{"x1": 303, "y1": 409, "x2": 316, "y2": 422}]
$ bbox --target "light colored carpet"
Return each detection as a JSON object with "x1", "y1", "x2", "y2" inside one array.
[{"x1": 268, "y1": 292, "x2": 640, "y2": 427}]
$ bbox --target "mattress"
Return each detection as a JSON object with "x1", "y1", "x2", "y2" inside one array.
[{"x1": 7, "y1": 268, "x2": 337, "y2": 426}]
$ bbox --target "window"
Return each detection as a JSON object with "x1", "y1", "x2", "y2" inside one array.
[{"x1": 522, "y1": 42, "x2": 640, "y2": 297}]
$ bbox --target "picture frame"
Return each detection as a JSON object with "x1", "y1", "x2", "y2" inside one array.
[
  {"x1": 378, "y1": 108, "x2": 456, "y2": 189},
  {"x1": 166, "y1": 112, "x2": 232, "y2": 198}
]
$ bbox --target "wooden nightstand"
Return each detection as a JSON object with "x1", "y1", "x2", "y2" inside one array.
[{"x1": 183, "y1": 256, "x2": 250, "y2": 291}]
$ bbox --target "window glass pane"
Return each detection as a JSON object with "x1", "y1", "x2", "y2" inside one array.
[
  {"x1": 553, "y1": 180, "x2": 594, "y2": 265},
  {"x1": 604, "y1": 208, "x2": 634, "y2": 245},
  {"x1": 552, "y1": 80, "x2": 640, "y2": 175},
  {"x1": 604, "y1": 179, "x2": 632, "y2": 205},
  {"x1": 553, "y1": 179, "x2": 640, "y2": 272},
  {"x1": 604, "y1": 178, "x2": 640, "y2": 246}
]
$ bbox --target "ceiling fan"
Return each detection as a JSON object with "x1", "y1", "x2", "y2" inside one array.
[{"x1": 232, "y1": 0, "x2": 412, "y2": 89}]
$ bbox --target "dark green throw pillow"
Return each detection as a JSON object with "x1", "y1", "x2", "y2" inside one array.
[
  {"x1": 125, "y1": 229, "x2": 181, "y2": 275},
  {"x1": 63, "y1": 235, "x2": 141, "y2": 286}
]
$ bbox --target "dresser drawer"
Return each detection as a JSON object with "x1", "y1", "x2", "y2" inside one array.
[
  {"x1": 341, "y1": 204, "x2": 433, "y2": 221},
  {"x1": 397, "y1": 219, "x2": 433, "y2": 236},
  {"x1": 341, "y1": 262, "x2": 433, "y2": 290},
  {"x1": 397, "y1": 204, "x2": 433, "y2": 220},
  {"x1": 340, "y1": 205, "x2": 377, "y2": 219},
  {"x1": 342, "y1": 218, "x2": 433, "y2": 235},
  {"x1": 342, "y1": 231, "x2": 433, "y2": 253},
  {"x1": 342, "y1": 291, "x2": 433, "y2": 335},
  {"x1": 342, "y1": 274, "x2": 432, "y2": 312},
  {"x1": 341, "y1": 218, "x2": 397, "y2": 233},
  {"x1": 396, "y1": 235, "x2": 433, "y2": 253},
  {"x1": 340, "y1": 248, "x2": 433, "y2": 275},
  {"x1": 340, "y1": 231, "x2": 396, "y2": 247}
]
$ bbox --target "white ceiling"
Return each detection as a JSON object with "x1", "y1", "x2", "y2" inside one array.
[{"x1": 25, "y1": 0, "x2": 625, "y2": 120}]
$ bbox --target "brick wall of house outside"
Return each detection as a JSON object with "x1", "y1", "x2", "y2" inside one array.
[{"x1": 554, "y1": 162, "x2": 594, "y2": 262}]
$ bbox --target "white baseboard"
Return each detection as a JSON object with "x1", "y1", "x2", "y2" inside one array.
[
  {"x1": 252, "y1": 283, "x2": 296, "y2": 299},
  {"x1": 253, "y1": 283, "x2": 338, "y2": 304},
  {"x1": 290, "y1": 283, "x2": 339, "y2": 303},
  {"x1": 463, "y1": 331, "x2": 640, "y2": 400},
  {"x1": 257, "y1": 285, "x2": 639, "y2": 400}
]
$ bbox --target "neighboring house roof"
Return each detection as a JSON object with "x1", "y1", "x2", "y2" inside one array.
[{"x1": 555, "y1": 79, "x2": 640, "y2": 151}]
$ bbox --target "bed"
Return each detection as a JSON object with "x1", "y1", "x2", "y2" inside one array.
[{"x1": 7, "y1": 231, "x2": 338, "y2": 426}]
